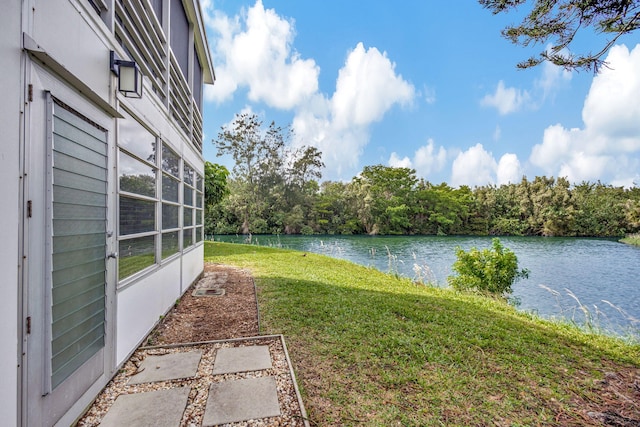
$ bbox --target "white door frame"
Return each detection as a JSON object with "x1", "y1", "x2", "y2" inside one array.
[{"x1": 21, "y1": 61, "x2": 117, "y2": 427}]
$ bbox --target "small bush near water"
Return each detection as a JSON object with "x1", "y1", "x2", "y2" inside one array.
[{"x1": 447, "y1": 238, "x2": 529, "y2": 297}]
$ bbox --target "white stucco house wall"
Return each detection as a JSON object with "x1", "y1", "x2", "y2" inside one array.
[{"x1": 0, "y1": 1, "x2": 214, "y2": 425}]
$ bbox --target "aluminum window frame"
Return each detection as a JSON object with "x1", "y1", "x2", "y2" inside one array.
[
  {"x1": 116, "y1": 109, "x2": 160, "y2": 283},
  {"x1": 160, "y1": 142, "x2": 182, "y2": 260}
]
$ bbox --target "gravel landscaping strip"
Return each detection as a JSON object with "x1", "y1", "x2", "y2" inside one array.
[{"x1": 76, "y1": 336, "x2": 308, "y2": 427}]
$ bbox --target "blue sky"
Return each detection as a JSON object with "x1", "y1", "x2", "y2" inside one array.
[{"x1": 200, "y1": 0, "x2": 640, "y2": 187}]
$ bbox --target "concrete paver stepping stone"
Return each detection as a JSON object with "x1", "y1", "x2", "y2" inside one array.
[
  {"x1": 212, "y1": 345, "x2": 272, "y2": 375},
  {"x1": 99, "y1": 387, "x2": 190, "y2": 427},
  {"x1": 130, "y1": 350, "x2": 202, "y2": 384},
  {"x1": 202, "y1": 377, "x2": 280, "y2": 426}
]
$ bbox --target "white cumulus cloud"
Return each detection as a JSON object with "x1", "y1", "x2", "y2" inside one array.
[
  {"x1": 204, "y1": 0, "x2": 319, "y2": 109},
  {"x1": 205, "y1": 2, "x2": 416, "y2": 180},
  {"x1": 482, "y1": 52, "x2": 571, "y2": 116},
  {"x1": 292, "y1": 96, "x2": 370, "y2": 177},
  {"x1": 481, "y1": 80, "x2": 531, "y2": 115},
  {"x1": 199, "y1": 0, "x2": 216, "y2": 28},
  {"x1": 388, "y1": 139, "x2": 447, "y2": 179},
  {"x1": 388, "y1": 152, "x2": 413, "y2": 169},
  {"x1": 293, "y1": 43, "x2": 416, "y2": 179},
  {"x1": 582, "y1": 47, "x2": 640, "y2": 142},
  {"x1": 451, "y1": 143, "x2": 498, "y2": 187},
  {"x1": 331, "y1": 43, "x2": 414, "y2": 129},
  {"x1": 496, "y1": 153, "x2": 522, "y2": 185},
  {"x1": 529, "y1": 44, "x2": 640, "y2": 186}
]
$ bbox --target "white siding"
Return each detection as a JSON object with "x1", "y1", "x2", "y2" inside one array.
[
  {"x1": 182, "y1": 244, "x2": 205, "y2": 294},
  {"x1": 115, "y1": 245, "x2": 203, "y2": 365},
  {"x1": 31, "y1": 0, "x2": 112, "y2": 103},
  {"x1": 116, "y1": 259, "x2": 182, "y2": 365}
]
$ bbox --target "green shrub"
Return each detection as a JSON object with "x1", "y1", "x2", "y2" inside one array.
[
  {"x1": 448, "y1": 238, "x2": 529, "y2": 296},
  {"x1": 300, "y1": 225, "x2": 314, "y2": 235}
]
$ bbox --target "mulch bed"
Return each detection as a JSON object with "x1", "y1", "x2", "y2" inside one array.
[{"x1": 146, "y1": 263, "x2": 260, "y2": 345}]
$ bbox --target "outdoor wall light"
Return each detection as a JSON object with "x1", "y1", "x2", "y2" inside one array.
[{"x1": 110, "y1": 51, "x2": 143, "y2": 98}]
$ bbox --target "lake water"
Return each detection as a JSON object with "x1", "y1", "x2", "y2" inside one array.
[{"x1": 212, "y1": 235, "x2": 640, "y2": 337}]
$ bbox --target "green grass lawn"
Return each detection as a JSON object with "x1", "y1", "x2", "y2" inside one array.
[{"x1": 204, "y1": 242, "x2": 640, "y2": 426}]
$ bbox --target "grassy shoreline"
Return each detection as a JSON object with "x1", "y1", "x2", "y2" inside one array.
[
  {"x1": 620, "y1": 233, "x2": 640, "y2": 246},
  {"x1": 204, "y1": 241, "x2": 639, "y2": 426}
]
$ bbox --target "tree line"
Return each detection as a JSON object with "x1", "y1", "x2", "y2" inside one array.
[{"x1": 205, "y1": 114, "x2": 640, "y2": 238}]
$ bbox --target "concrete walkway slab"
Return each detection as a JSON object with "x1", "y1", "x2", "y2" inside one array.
[
  {"x1": 212, "y1": 345, "x2": 271, "y2": 375},
  {"x1": 99, "y1": 387, "x2": 190, "y2": 427},
  {"x1": 202, "y1": 376, "x2": 280, "y2": 426},
  {"x1": 129, "y1": 350, "x2": 202, "y2": 384}
]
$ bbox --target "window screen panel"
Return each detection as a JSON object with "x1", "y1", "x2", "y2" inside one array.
[
  {"x1": 119, "y1": 151, "x2": 156, "y2": 197},
  {"x1": 118, "y1": 109, "x2": 156, "y2": 163},
  {"x1": 162, "y1": 173, "x2": 179, "y2": 202},
  {"x1": 162, "y1": 203, "x2": 179, "y2": 230},
  {"x1": 162, "y1": 144, "x2": 180, "y2": 178},
  {"x1": 119, "y1": 196, "x2": 155, "y2": 235},
  {"x1": 196, "y1": 173, "x2": 203, "y2": 192},
  {"x1": 183, "y1": 184, "x2": 193, "y2": 206},
  {"x1": 183, "y1": 228, "x2": 193, "y2": 248},
  {"x1": 119, "y1": 235, "x2": 156, "y2": 280},
  {"x1": 183, "y1": 207, "x2": 193, "y2": 227},
  {"x1": 162, "y1": 231, "x2": 180, "y2": 259},
  {"x1": 183, "y1": 164, "x2": 194, "y2": 185}
]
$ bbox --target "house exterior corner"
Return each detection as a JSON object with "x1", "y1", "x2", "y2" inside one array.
[{"x1": 1, "y1": 1, "x2": 214, "y2": 425}]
